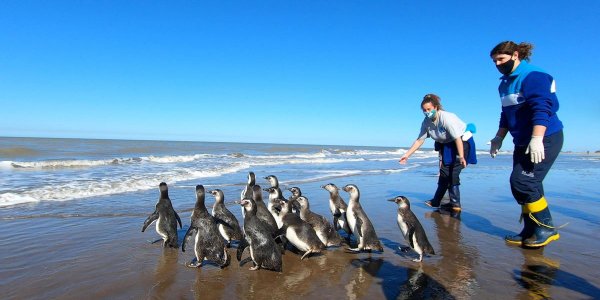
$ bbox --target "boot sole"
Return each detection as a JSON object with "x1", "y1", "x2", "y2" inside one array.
[
  {"x1": 505, "y1": 239, "x2": 522, "y2": 246},
  {"x1": 524, "y1": 233, "x2": 560, "y2": 248},
  {"x1": 424, "y1": 202, "x2": 439, "y2": 208}
]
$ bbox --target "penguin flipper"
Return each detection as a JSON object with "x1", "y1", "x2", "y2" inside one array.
[
  {"x1": 174, "y1": 211, "x2": 182, "y2": 229},
  {"x1": 355, "y1": 213, "x2": 363, "y2": 238},
  {"x1": 141, "y1": 210, "x2": 159, "y2": 232},
  {"x1": 181, "y1": 226, "x2": 197, "y2": 253},
  {"x1": 237, "y1": 238, "x2": 248, "y2": 261},
  {"x1": 407, "y1": 229, "x2": 416, "y2": 249}
]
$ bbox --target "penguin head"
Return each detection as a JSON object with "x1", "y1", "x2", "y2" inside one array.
[
  {"x1": 388, "y1": 196, "x2": 410, "y2": 209},
  {"x1": 288, "y1": 187, "x2": 301, "y2": 197},
  {"x1": 321, "y1": 183, "x2": 338, "y2": 192},
  {"x1": 295, "y1": 196, "x2": 308, "y2": 208},
  {"x1": 195, "y1": 185, "x2": 205, "y2": 198},
  {"x1": 240, "y1": 198, "x2": 255, "y2": 210},
  {"x1": 342, "y1": 184, "x2": 360, "y2": 197},
  {"x1": 247, "y1": 172, "x2": 256, "y2": 184},
  {"x1": 265, "y1": 175, "x2": 278, "y2": 186},
  {"x1": 208, "y1": 189, "x2": 224, "y2": 202},
  {"x1": 159, "y1": 182, "x2": 169, "y2": 193},
  {"x1": 252, "y1": 185, "x2": 263, "y2": 200}
]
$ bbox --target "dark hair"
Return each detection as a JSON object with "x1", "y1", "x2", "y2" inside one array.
[
  {"x1": 490, "y1": 41, "x2": 534, "y2": 61},
  {"x1": 421, "y1": 94, "x2": 443, "y2": 110}
]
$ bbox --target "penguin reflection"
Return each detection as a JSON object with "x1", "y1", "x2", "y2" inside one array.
[
  {"x1": 428, "y1": 209, "x2": 478, "y2": 298},
  {"x1": 344, "y1": 258, "x2": 384, "y2": 300}
]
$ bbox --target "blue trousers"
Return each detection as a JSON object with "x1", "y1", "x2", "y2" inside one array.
[{"x1": 510, "y1": 131, "x2": 563, "y2": 204}]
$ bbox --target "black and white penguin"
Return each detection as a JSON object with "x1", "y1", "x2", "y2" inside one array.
[
  {"x1": 209, "y1": 189, "x2": 243, "y2": 247},
  {"x1": 142, "y1": 182, "x2": 183, "y2": 248},
  {"x1": 321, "y1": 183, "x2": 352, "y2": 238},
  {"x1": 240, "y1": 172, "x2": 256, "y2": 218},
  {"x1": 276, "y1": 201, "x2": 325, "y2": 260},
  {"x1": 342, "y1": 184, "x2": 383, "y2": 252},
  {"x1": 182, "y1": 185, "x2": 230, "y2": 268},
  {"x1": 252, "y1": 185, "x2": 278, "y2": 235},
  {"x1": 263, "y1": 186, "x2": 287, "y2": 225},
  {"x1": 388, "y1": 196, "x2": 435, "y2": 262},
  {"x1": 296, "y1": 196, "x2": 343, "y2": 247},
  {"x1": 237, "y1": 198, "x2": 283, "y2": 272},
  {"x1": 287, "y1": 186, "x2": 302, "y2": 215}
]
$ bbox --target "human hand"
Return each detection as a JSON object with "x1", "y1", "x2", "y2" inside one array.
[
  {"x1": 525, "y1": 136, "x2": 545, "y2": 163},
  {"x1": 459, "y1": 157, "x2": 467, "y2": 168},
  {"x1": 489, "y1": 135, "x2": 504, "y2": 158},
  {"x1": 399, "y1": 155, "x2": 409, "y2": 164}
]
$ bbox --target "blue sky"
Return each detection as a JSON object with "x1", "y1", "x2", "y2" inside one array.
[{"x1": 1, "y1": 1, "x2": 599, "y2": 151}]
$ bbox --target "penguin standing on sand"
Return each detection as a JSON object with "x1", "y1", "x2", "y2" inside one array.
[
  {"x1": 209, "y1": 189, "x2": 243, "y2": 247},
  {"x1": 296, "y1": 196, "x2": 343, "y2": 247},
  {"x1": 276, "y1": 201, "x2": 325, "y2": 260},
  {"x1": 142, "y1": 182, "x2": 183, "y2": 248},
  {"x1": 252, "y1": 185, "x2": 278, "y2": 235},
  {"x1": 388, "y1": 196, "x2": 435, "y2": 262},
  {"x1": 237, "y1": 198, "x2": 282, "y2": 272},
  {"x1": 322, "y1": 183, "x2": 352, "y2": 238},
  {"x1": 342, "y1": 184, "x2": 383, "y2": 252},
  {"x1": 240, "y1": 172, "x2": 256, "y2": 218},
  {"x1": 182, "y1": 185, "x2": 230, "y2": 268}
]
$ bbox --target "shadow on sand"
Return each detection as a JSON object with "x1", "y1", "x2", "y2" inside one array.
[{"x1": 349, "y1": 257, "x2": 455, "y2": 300}]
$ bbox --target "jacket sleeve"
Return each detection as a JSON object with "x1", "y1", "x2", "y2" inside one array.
[
  {"x1": 499, "y1": 111, "x2": 507, "y2": 129},
  {"x1": 522, "y1": 71, "x2": 555, "y2": 127}
]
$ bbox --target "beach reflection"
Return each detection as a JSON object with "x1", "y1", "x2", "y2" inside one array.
[
  {"x1": 148, "y1": 248, "x2": 178, "y2": 300},
  {"x1": 428, "y1": 209, "x2": 479, "y2": 298},
  {"x1": 514, "y1": 249, "x2": 560, "y2": 300}
]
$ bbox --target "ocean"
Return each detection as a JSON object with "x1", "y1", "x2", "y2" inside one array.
[{"x1": 1, "y1": 136, "x2": 599, "y2": 299}]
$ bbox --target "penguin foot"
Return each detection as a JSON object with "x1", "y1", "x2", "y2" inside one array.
[
  {"x1": 347, "y1": 247, "x2": 362, "y2": 252},
  {"x1": 186, "y1": 258, "x2": 201, "y2": 268},
  {"x1": 249, "y1": 265, "x2": 260, "y2": 271},
  {"x1": 412, "y1": 258, "x2": 423, "y2": 262}
]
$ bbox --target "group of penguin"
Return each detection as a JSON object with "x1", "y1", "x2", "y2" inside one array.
[{"x1": 141, "y1": 172, "x2": 435, "y2": 272}]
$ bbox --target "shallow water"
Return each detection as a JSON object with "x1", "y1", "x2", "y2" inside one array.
[{"x1": 1, "y1": 138, "x2": 599, "y2": 299}]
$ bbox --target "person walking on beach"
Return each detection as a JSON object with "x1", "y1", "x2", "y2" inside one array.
[
  {"x1": 399, "y1": 94, "x2": 477, "y2": 211},
  {"x1": 489, "y1": 41, "x2": 563, "y2": 247}
]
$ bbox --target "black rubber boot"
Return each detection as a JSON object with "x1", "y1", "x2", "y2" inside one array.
[
  {"x1": 425, "y1": 184, "x2": 447, "y2": 208},
  {"x1": 441, "y1": 185, "x2": 461, "y2": 211},
  {"x1": 505, "y1": 208, "x2": 534, "y2": 246},
  {"x1": 523, "y1": 206, "x2": 559, "y2": 248}
]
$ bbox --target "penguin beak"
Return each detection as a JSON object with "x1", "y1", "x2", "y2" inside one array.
[{"x1": 387, "y1": 198, "x2": 397, "y2": 203}]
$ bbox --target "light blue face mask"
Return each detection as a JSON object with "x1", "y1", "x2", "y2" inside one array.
[{"x1": 424, "y1": 109, "x2": 437, "y2": 119}]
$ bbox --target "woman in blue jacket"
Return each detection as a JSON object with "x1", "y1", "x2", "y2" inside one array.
[{"x1": 489, "y1": 41, "x2": 563, "y2": 248}]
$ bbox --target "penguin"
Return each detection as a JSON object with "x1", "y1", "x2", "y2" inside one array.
[
  {"x1": 388, "y1": 196, "x2": 435, "y2": 262},
  {"x1": 209, "y1": 189, "x2": 243, "y2": 247},
  {"x1": 287, "y1": 186, "x2": 302, "y2": 215},
  {"x1": 342, "y1": 184, "x2": 383, "y2": 252},
  {"x1": 321, "y1": 183, "x2": 352, "y2": 238},
  {"x1": 252, "y1": 184, "x2": 278, "y2": 235},
  {"x1": 237, "y1": 198, "x2": 283, "y2": 272},
  {"x1": 240, "y1": 172, "x2": 256, "y2": 218},
  {"x1": 296, "y1": 195, "x2": 343, "y2": 247},
  {"x1": 276, "y1": 200, "x2": 325, "y2": 260},
  {"x1": 142, "y1": 182, "x2": 183, "y2": 248},
  {"x1": 263, "y1": 186, "x2": 287, "y2": 225},
  {"x1": 182, "y1": 185, "x2": 230, "y2": 268}
]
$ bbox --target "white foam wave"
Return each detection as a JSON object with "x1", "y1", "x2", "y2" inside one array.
[{"x1": 141, "y1": 154, "x2": 213, "y2": 163}]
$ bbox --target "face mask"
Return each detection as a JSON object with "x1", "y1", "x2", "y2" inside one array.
[
  {"x1": 496, "y1": 58, "x2": 515, "y2": 75},
  {"x1": 424, "y1": 109, "x2": 436, "y2": 119}
]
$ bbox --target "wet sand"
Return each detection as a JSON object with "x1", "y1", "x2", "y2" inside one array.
[{"x1": 1, "y1": 164, "x2": 599, "y2": 299}]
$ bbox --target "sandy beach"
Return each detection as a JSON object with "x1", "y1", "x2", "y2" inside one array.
[{"x1": 1, "y1": 138, "x2": 599, "y2": 299}]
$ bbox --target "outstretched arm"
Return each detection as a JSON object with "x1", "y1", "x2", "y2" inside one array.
[{"x1": 399, "y1": 139, "x2": 425, "y2": 164}]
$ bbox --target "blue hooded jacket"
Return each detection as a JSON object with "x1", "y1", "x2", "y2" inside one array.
[{"x1": 497, "y1": 60, "x2": 563, "y2": 146}]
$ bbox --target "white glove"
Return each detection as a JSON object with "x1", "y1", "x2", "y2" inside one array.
[
  {"x1": 489, "y1": 135, "x2": 504, "y2": 158},
  {"x1": 525, "y1": 136, "x2": 545, "y2": 163}
]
